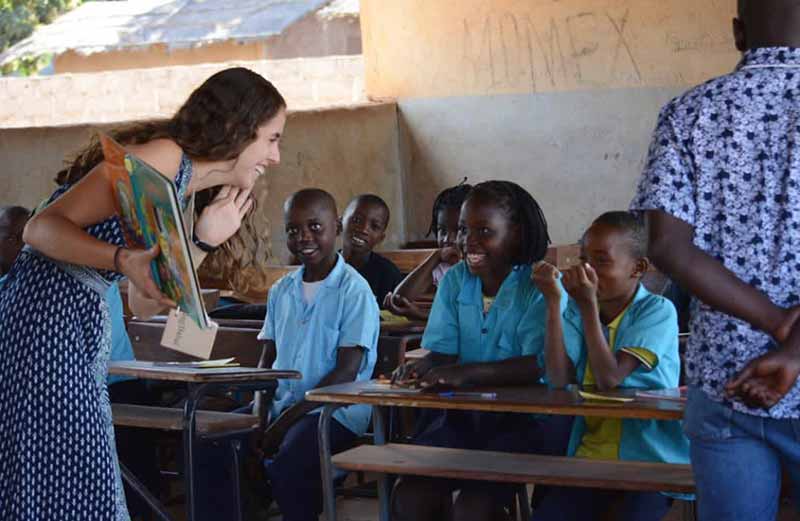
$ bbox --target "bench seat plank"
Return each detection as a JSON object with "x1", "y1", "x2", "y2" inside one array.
[
  {"x1": 331, "y1": 444, "x2": 694, "y2": 493},
  {"x1": 112, "y1": 404, "x2": 258, "y2": 435}
]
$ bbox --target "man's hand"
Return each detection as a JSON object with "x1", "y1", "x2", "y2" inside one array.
[{"x1": 725, "y1": 348, "x2": 800, "y2": 409}]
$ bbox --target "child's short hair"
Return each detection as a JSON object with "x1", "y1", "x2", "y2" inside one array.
[
  {"x1": 284, "y1": 188, "x2": 338, "y2": 216},
  {"x1": 590, "y1": 211, "x2": 647, "y2": 258},
  {"x1": 346, "y1": 194, "x2": 391, "y2": 229},
  {"x1": 466, "y1": 180, "x2": 550, "y2": 265},
  {"x1": 427, "y1": 180, "x2": 473, "y2": 236}
]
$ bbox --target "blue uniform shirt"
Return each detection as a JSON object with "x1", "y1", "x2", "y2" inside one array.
[
  {"x1": 259, "y1": 254, "x2": 379, "y2": 436},
  {"x1": 562, "y1": 285, "x2": 690, "y2": 465},
  {"x1": 422, "y1": 262, "x2": 565, "y2": 364},
  {"x1": 106, "y1": 283, "x2": 135, "y2": 385}
]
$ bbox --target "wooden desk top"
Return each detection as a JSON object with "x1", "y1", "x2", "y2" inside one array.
[
  {"x1": 306, "y1": 381, "x2": 684, "y2": 420},
  {"x1": 108, "y1": 361, "x2": 300, "y2": 383},
  {"x1": 379, "y1": 321, "x2": 426, "y2": 335}
]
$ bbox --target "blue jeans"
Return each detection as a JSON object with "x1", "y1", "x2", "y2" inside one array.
[{"x1": 684, "y1": 386, "x2": 800, "y2": 520}]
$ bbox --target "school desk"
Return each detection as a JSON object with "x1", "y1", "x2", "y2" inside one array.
[
  {"x1": 109, "y1": 361, "x2": 300, "y2": 521},
  {"x1": 306, "y1": 381, "x2": 686, "y2": 521}
]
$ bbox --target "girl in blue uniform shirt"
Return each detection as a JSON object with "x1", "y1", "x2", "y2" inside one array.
[
  {"x1": 532, "y1": 211, "x2": 690, "y2": 521},
  {"x1": 391, "y1": 180, "x2": 573, "y2": 521}
]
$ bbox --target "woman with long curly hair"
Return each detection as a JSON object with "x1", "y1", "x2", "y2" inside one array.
[{"x1": 0, "y1": 67, "x2": 286, "y2": 521}]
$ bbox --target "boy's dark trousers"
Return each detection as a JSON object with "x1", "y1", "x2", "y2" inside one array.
[{"x1": 265, "y1": 413, "x2": 357, "y2": 521}]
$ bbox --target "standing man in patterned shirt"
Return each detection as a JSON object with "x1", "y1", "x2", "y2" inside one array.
[{"x1": 632, "y1": 1, "x2": 800, "y2": 519}]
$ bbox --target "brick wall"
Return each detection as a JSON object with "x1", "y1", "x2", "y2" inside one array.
[{"x1": 0, "y1": 55, "x2": 365, "y2": 129}]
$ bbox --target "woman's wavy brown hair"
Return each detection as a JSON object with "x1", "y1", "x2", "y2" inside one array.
[{"x1": 56, "y1": 67, "x2": 286, "y2": 295}]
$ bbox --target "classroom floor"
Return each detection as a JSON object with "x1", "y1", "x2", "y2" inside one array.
[
  {"x1": 258, "y1": 487, "x2": 800, "y2": 521},
  {"x1": 163, "y1": 480, "x2": 800, "y2": 521}
]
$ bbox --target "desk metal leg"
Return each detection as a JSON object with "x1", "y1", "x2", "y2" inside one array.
[
  {"x1": 319, "y1": 404, "x2": 342, "y2": 521},
  {"x1": 183, "y1": 383, "x2": 212, "y2": 521},
  {"x1": 120, "y1": 462, "x2": 173, "y2": 521},
  {"x1": 373, "y1": 405, "x2": 391, "y2": 521}
]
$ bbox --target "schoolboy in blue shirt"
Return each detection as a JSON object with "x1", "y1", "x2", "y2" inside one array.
[
  {"x1": 391, "y1": 181, "x2": 573, "y2": 521},
  {"x1": 533, "y1": 211, "x2": 689, "y2": 521},
  {"x1": 259, "y1": 188, "x2": 379, "y2": 521}
]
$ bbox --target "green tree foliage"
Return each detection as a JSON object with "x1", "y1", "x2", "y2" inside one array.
[{"x1": 0, "y1": 0, "x2": 81, "y2": 74}]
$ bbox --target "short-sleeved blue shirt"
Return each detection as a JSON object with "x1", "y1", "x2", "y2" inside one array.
[
  {"x1": 562, "y1": 285, "x2": 690, "y2": 465},
  {"x1": 422, "y1": 262, "x2": 565, "y2": 364},
  {"x1": 106, "y1": 283, "x2": 135, "y2": 385},
  {"x1": 259, "y1": 254, "x2": 379, "y2": 435},
  {"x1": 631, "y1": 47, "x2": 800, "y2": 418}
]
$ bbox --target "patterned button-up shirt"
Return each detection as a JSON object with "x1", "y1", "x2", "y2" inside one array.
[{"x1": 632, "y1": 47, "x2": 800, "y2": 418}]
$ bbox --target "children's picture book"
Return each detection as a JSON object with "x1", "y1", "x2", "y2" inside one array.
[
  {"x1": 635, "y1": 386, "x2": 688, "y2": 403},
  {"x1": 100, "y1": 133, "x2": 209, "y2": 330}
]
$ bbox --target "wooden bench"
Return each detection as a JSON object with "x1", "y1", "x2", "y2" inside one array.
[
  {"x1": 332, "y1": 444, "x2": 694, "y2": 494},
  {"x1": 117, "y1": 320, "x2": 271, "y2": 449},
  {"x1": 112, "y1": 404, "x2": 259, "y2": 436}
]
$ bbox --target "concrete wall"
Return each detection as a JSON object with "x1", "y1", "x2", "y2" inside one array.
[
  {"x1": 0, "y1": 103, "x2": 405, "y2": 270},
  {"x1": 361, "y1": 0, "x2": 741, "y2": 243},
  {"x1": 361, "y1": 0, "x2": 739, "y2": 98},
  {"x1": 398, "y1": 87, "x2": 684, "y2": 245},
  {"x1": 0, "y1": 56, "x2": 365, "y2": 128}
]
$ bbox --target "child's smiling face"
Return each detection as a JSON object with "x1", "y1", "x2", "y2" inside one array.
[
  {"x1": 581, "y1": 222, "x2": 644, "y2": 303},
  {"x1": 285, "y1": 197, "x2": 339, "y2": 274},
  {"x1": 456, "y1": 194, "x2": 520, "y2": 278},
  {"x1": 435, "y1": 207, "x2": 460, "y2": 250},
  {"x1": 342, "y1": 200, "x2": 388, "y2": 255}
]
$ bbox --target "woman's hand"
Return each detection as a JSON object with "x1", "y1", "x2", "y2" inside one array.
[
  {"x1": 194, "y1": 185, "x2": 254, "y2": 247},
  {"x1": 532, "y1": 261, "x2": 562, "y2": 302},
  {"x1": 117, "y1": 245, "x2": 175, "y2": 307}
]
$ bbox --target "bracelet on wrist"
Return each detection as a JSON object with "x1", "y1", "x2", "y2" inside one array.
[{"x1": 192, "y1": 231, "x2": 219, "y2": 253}]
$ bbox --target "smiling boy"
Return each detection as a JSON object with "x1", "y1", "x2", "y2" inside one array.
[
  {"x1": 258, "y1": 188, "x2": 379, "y2": 521},
  {"x1": 340, "y1": 194, "x2": 403, "y2": 308}
]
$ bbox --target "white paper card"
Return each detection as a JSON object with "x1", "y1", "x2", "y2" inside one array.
[{"x1": 160, "y1": 308, "x2": 218, "y2": 359}]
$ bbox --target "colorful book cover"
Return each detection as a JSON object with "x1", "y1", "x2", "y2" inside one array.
[{"x1": 100, "y1": 133, "x2": 209, "y2": 329}]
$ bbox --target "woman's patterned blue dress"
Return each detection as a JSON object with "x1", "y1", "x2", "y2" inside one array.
[{"x1": 0, "y1": 154, "x2": 193, "y2": 521}]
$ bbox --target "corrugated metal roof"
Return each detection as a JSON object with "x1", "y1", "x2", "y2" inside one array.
[{"x1": 0, "y1": 0, "x2": 339, "y2": 65}]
